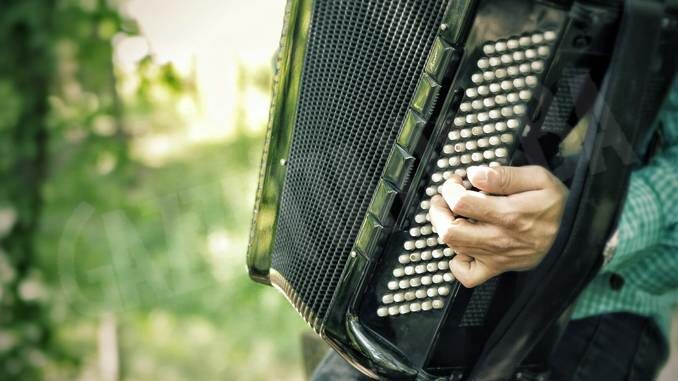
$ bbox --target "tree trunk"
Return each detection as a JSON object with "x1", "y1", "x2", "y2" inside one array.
[
  {"x1": 0, "y1": 0, "x2": 55, "y2": 378},
  {"x1": 98, "y1": 312, "x2": 120, "y2": 381}
]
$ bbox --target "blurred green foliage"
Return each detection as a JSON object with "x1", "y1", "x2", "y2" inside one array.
[{"x1": 1, "y1": 0, "x2": 308, "y2": 380}]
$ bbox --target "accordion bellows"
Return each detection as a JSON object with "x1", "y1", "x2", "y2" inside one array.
[{"x1": 248, "y1": 0, "x2": 678, "y2": 379}]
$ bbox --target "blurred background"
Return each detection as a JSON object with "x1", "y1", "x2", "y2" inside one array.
[
  {"x1": 1, "y1": 1, "x2": 676, "y2": 380},
  {"x1": 0, "y1": 0, "x2": 313, "y2": 380}
]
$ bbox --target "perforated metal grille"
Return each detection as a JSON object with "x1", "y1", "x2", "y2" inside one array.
[
  {"x1": 542, "y1": 67, "x2": 591, "y2": 136},
  {"x1": 270, "y1": 0, "x2": 449, "y2": 324},
  {"x1": 459, "y1": 278, "x2": 499, "y2": 327}
]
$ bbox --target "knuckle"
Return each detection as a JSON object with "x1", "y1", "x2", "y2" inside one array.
[
  {"x1": 499, "y1": 211, "x2": 521, "y2": 228},
  {"x1": 449, "y1": 174, "x2": 463, "y2": 184},
  {"x1": 545, "y1": 221, "x2": 560, "y2": 238},
  {"x1": 536, "y1": 166, "x2": 565, "y2": 193},
  {"x1": 442, "y1": 177, "x2": 462, "y2": 192},
  {"x1": 492, "y1": 236, "x2": 514, "y2": 252},
  {"x1": 517, "y1": 257, "x2": 540, "y2": 271},
  {"x1": 440, "y1": 180, "x2": 454, "y2": 195},
  {"x1": 439, "y1": 225, "x2": 455, "y2": 245},
  {"x1": 493, "y1": 255, "x2": 510, "y2": 266},
  {"x1": 529, "y1": 165, "x2": 549, "y2": 180},
  {"x1": 498, "y1": 168, "x2": 512, "y2": 192},
  {"x1": 430, "y1": 194, "x2": 443, "y2": 205},
  {"x1": 460, "y1": 276, "x2": 479, "y2": 288},
  {"x1": 535, "y1": 165, "x2": 551, "y2": 178},
  {"x1": 556, "y1": 183, "x2": 569, "y2": 199},
  {"x1": 526, "y1": 258, "x2": 542, "y2": 270},
  {"x1": 454, "y1": 247, "x2": 470, "y2": 256},
  {"x1": 450, "y1": 194, "x2": 469, "y2": 214},
  {"x1": 451, "y1": 217, "x2": 468, "y2": 228},
  {"x1": 485, "y1": 167, "x2": 500, "y2": 188}
]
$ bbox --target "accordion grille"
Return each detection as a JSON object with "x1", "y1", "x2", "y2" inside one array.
[{"x1": 270, "y1": 0, "x2": 449, "y2": 326}]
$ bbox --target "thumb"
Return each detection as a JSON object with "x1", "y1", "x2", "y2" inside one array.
[
  {"x1": 449, "y1": 255, "x2": 496, "y2": 288},
  {"x1": 467, "y1": 165, "x2": 552, "y2": 195}
]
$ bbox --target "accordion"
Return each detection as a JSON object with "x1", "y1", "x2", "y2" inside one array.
[{"x1": 247, "y1": 0, "x2": 678, "y2": 379}]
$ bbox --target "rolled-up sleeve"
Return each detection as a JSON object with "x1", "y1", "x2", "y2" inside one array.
[{"x1": 606, "y1": 82, "x2": 678, "y2": 272}]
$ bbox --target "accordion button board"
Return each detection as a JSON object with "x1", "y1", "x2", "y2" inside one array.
[{"x1": 377, "y1": 30, "x2": 558, "y2": 318}]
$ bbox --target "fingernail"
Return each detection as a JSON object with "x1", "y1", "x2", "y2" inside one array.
[{"x1": 467, "y1": 166, "x2": 487, "y2": 184}]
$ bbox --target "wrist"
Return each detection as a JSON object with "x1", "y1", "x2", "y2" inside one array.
[{"x1": 602, "y1": 229, "x2": 619, "y2": 266}]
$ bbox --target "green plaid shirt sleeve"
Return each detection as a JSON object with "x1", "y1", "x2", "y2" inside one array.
[
  {"x1": 607, "y1": 144, "x2": 678, "y2": 272},
  {"x1": 572, "y1": 81, "x2": 678, "y2": 334}
]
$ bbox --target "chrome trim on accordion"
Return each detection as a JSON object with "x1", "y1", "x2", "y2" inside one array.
[
  {"x1": 247, "y1": 0, "x2": 314, "y2": 284},
  {"x1": 269, "y1": 269, "x2": 321, "y2": 332}
]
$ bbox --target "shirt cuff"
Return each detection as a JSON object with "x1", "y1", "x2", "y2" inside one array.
[{"x1": 605, "y1": 174, "x2": 663, "y2": 271}]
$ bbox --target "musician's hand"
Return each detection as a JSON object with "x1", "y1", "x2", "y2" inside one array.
[{"x1": 429, "y1": 165, "x2": 567, "y2": 288}]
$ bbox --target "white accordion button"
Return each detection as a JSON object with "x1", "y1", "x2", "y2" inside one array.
[
  {"x1": 526, "y1": 75, "x2": 538, "y2": 87},
  {"x1": 495, "y1": 41, "x2": 507, "y2": 52},
  {"x1": 531, "y1": 33, "x2": 544, "y2": 44},
  {"x1": 538, "y1": 46, "x2": 550, "y2": 57}
]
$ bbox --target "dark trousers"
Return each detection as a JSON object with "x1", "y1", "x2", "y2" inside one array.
[{"x1": 311, "y1": 313, "x2": 669, "y2": 381}]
